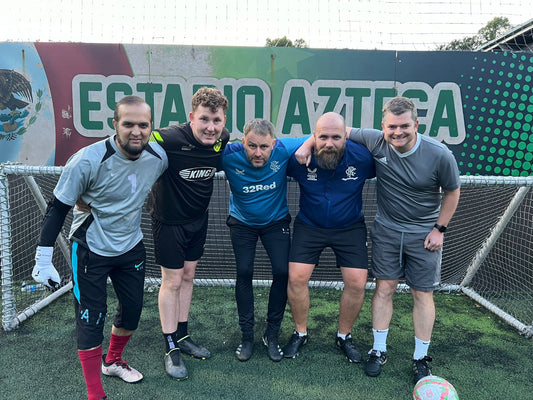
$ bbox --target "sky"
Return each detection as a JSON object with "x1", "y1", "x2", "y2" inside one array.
[{"x1": 1, "y1": 0, "x2": 532, "y2": 50}]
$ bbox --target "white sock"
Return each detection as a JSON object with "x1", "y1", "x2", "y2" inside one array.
[
  {"x1": 413, "y1": 336, "x2": 431, "y2": 360},
  {"x1": 372, "y1": 328, "x2": 389, "y2": 353},
  {"x1": 296, "y1": 329, "x2": 307, "y2": 337},
  {"x1": 337, "y1": 332, "x2": 347, "y2": 340}
]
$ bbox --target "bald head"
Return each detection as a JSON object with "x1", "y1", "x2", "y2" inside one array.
[
  {"x1": 313, "y1": 112, "x2": 346, "y2": 170},
  {"x1": 315, "y1": 112, "x2": 346, "y2": 133}
]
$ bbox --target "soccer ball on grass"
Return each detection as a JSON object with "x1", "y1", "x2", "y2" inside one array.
[{"x1": 413, "y1": 375, "x2": 459, "y2": 399}]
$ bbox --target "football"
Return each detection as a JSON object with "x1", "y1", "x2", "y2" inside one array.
[{"x1": 413, "y1": 375, "x2": 459, "y2": 399}]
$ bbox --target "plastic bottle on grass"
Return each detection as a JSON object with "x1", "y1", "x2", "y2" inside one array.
[{"x1": 21, "y1": 281, "x2": 45, "y2": 292}]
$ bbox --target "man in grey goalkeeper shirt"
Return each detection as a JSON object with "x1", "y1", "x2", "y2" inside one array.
[
  {"x1": 348, "y1": 96, "x2": 460, "y2": 383},
  {"x1": 32, "y1": 96, "x2": 167, "y2": 400}
]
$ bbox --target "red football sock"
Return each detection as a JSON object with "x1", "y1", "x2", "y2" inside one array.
[
  {"x1": 105, "y1": 333, "x2": 131, "y2": 364},
  {"x1": 78, "y1": 346, "x2": 105, "y2": 400}
]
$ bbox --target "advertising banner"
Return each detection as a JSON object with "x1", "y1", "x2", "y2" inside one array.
[{"x1": 1, "y1": 42, "x2": 532, "y2": 175}]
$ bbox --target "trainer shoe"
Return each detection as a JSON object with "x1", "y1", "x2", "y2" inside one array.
[
  {"x1": 235, "y1": 341, "x2": 253, "y2": 362},
  {"x1": 282, "y1": 330, "x2": 308, "y2": 358},
  {"x1": 164, "y1": 349, "x2": 189, "y2": 380},
  {"x1": 412, "y1": 355, "x2": 433, "y2": 383},
  {"x1": 101, "y1": 355, "x2": 143, "y2": 383},
  {"x1": 364, "y1": 349, "x2": 388, "y2": 377},
  {"x1": 262, "y1": 335, "x2": 283, "y2": 362},
  {"x1": 335, "y1": 334, "x2": 362, "y2": 363},
  {"x1": 177, "y1": 335, "x2": 211, "y2": 359}
]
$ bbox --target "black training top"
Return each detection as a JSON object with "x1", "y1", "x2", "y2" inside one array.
[{"x1": 148, "y1": 122, "x2": 229, "y2": 225}]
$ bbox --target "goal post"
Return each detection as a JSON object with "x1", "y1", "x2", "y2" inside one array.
[
  {"x1": 453, "y1": 176, "x2": 533, "y2": 337},
  {"x1": 0, "y1": 164, "x2": 72, "y2": 331},
  {"x1": 1, "y1": 163, "x2": 532, "y2": 337}
]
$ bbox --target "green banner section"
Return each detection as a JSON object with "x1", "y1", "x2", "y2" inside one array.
[{"x1": 1, "y1": 42, "x2": 532, "y2": 176}]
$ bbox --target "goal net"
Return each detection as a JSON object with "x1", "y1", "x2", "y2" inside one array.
[{"x1": 1, "y1": 163, "x2": 532, "y2": 337}]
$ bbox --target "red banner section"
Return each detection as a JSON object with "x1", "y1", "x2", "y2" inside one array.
[{"x1": 34, "y1": 43, "x2": 132, "y2": 165}]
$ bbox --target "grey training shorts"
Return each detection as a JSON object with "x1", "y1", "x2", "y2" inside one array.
[{"x1": 370, "y1": 219, "x2": 442, "y2": 292}]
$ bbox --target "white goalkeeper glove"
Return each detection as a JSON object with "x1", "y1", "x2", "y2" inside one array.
[{"x1": 32, "y1": 246, "x2": 61, "y2": 290}]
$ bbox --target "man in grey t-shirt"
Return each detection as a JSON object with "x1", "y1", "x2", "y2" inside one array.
[{"x1": 348, "y1": 97, "x2": 460, "y2": 383}]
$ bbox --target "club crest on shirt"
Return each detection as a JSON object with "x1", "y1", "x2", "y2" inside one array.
[
  {"x1": 306, "y1": 167, "x2": 318, "y2": 181},
  {"x1": 342, "y1": 166, "x2": 359, "y2": 181},
  {"x1": 270, "y1": 161, "x2": 280, "y2": 173},
  {"x1": 213, "y1": 139, "x2": 223, "y2": 152},
  {"x1": 235, "y1": 168, "x2": 245, "y2": 175}
]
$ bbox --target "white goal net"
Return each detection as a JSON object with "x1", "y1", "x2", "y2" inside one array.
[{"x1": 1, "y1": 163, "x2": 532, "y2": 337}]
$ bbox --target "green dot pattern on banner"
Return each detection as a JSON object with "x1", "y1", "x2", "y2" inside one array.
[{"x1": 460, "y1": 53, "x2": 533, "y2": 176}]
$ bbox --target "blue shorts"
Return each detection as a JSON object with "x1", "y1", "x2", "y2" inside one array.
[
  {"x1": 370, "y1": 219, "x2": 442, "y2": 292},
  {"x1": 152, "y1": 213, "x2": 209, "y2": 269},
  {"x1": 289, "y1": 216, "x2": 368, "y2": 269}
]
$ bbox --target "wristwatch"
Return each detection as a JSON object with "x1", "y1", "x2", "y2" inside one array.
[{"x1": 433, "y1": 223, "x2": 447, "y2": 233}]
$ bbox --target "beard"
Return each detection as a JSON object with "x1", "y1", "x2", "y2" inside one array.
[
  {"x1": 247, "y1": 155, "x2": 267, "y2": 166},
  {"x1": 316, "y1": 146, "x2": 344, "y2": 170},
  {"x1": 116, "y1": 134, "x2": 148, "y2": 158}
]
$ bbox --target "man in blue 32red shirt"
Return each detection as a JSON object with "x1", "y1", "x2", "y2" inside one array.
[{"x1": 221, "y1": 118, "x2": 307, "y2": 363}]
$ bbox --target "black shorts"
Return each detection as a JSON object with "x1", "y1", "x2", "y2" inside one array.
[
  {"x1": 72, "y1": 240, "x2": 146, "y2": 350},
  {"x1": 289, "y1": 216, "x2": 368, "y2": 269},
  {"x1": 152, "y1": 213, "x2": 209, "y2": 269}
]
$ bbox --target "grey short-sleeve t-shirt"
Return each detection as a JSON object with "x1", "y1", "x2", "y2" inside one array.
[
  {"x1": 350, "y1": 128, "x2": 460, "y2": 232},
  {"x1": 54, "y1": 136, "x2": 168, "y2": 256}
]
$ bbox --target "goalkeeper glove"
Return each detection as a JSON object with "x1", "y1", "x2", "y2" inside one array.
[{"x1": 32, "y1": 246, "x2": 61, "y2": 290}]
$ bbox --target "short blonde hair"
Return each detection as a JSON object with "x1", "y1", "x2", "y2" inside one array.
[{"x1": 382, "y1": 96, "x2": 417, "y2": 121}]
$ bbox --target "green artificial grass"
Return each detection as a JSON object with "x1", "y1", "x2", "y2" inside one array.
[{"x1": 1, "y1": 286, "x2": 531, "y2": 399}]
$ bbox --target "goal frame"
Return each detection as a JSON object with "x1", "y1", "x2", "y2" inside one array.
[{"x1": 1, "y1": 163, "x2": 532, "y2": 337}]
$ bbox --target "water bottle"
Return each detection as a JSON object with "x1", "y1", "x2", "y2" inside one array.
[{"x1": 21, "y1": 281, "x2": 45, "y2": 292}]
